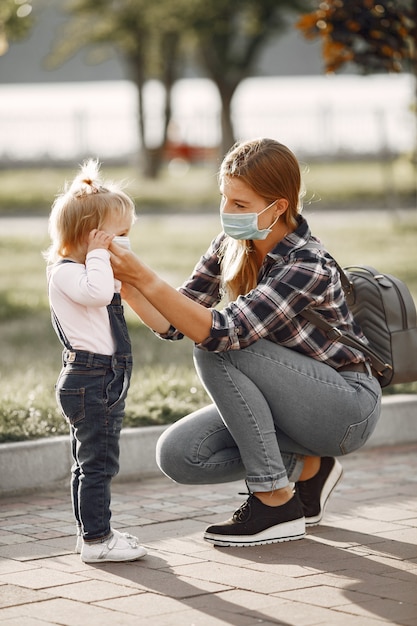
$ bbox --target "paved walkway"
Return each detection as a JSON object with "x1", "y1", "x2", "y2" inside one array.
[{"x1": 0, "y1": 444, "x2": 416, "y2": 626}]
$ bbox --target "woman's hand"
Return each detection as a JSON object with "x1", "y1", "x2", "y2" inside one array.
[
  {"x1": 109, "y1": 240, "x2": 212, "y2": 343},
  {"x1": 109, "y1": 241, "x2": 140, "y2": 284},
  {"x1": 111, "y1": 244, "x2": 171, "y2": 333}
]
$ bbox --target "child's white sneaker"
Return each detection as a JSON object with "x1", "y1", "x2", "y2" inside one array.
[
  {"x1": 75, "y1": 528, "x2": 142, "y2": 555},
  {"x1": 80, "y1": 529, "x2": 147, "y2": 563}
]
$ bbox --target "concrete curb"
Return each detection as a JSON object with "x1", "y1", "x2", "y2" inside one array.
[{"x1": 1, "y1": 395, "x2": 416, "y2": 497}]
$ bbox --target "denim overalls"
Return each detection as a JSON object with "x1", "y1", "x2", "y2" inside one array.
[{"x1": 52, "y1": 267, "x2": 132, "y2": 542}]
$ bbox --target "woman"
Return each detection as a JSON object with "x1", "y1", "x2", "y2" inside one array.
[{"x1": 110, "y1": 138, "x2": 381, "y2": 548}]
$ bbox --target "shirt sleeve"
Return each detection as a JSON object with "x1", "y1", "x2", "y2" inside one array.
[{"x1": 52, "y1": 249, "x2": 115, "y2": 306}]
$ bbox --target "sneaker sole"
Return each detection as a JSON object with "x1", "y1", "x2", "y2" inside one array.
[
  {"x1": 305, "y1": 459, "x2": 343, "y2": 527},
  {"x1": 81, "y1": 547, "x2": 147, "y2": 563},
  {"x1": 203, "y1": 518, "x2": 305, "y2": 547}
]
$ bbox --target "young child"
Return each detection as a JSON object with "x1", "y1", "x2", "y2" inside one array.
[{"x1": 45, "y1": 159, "x2": 147, "y2": 563}]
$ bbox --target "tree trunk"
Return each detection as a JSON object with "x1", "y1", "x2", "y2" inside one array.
[
  {"x1": 219, "y1": 89, "x2": 235, "y2": 157},
  {"x1": 127, "y1": 55, "x2": 158, "y2": 178},
  {"x1": 129, "y1": 32, "x2": 180, "y2": 179},
  {"x1": 143, "y1": 146, "x2": 165, "y2": 178},
  {"x1": 144, "y1": 33, "x2": 180, "y2": 178},
  {"x1": 196, "y1": 41, "x2": 241, "y2": 158}
]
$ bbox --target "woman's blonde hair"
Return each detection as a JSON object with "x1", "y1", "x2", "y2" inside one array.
[
  {"x1": 45, "y1": 159, "x2": 136, "y2": 263},
  {"x1": 219, "y1": 138, "x2": 303, "y2": 300}
]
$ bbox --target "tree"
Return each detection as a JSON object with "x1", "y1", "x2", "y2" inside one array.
[
  {"x1": 0, "y1": 0, "x2": 34, "y2": 57},
  {"x1": 187, "y1": 0, "x2": 313, "y2": 156},
  {"x1": 47, "y1": 0, "x2": 187, "y2": 178},
  {"x1": 49, "y1": 0, "x2": 312, "y2": 177},
  {"x1": 297, "y1": 1, "x2": 417, "y2": 200},
  {"x1": 296, "y1": 0, "x2": 416, "y2": 74}
]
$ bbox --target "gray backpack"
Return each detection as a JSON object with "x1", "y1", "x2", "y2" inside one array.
[{"x1": 302, "y1": 264, "x2": 417, "y2": 388}]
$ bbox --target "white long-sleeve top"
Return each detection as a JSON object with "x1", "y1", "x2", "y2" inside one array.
[{"x1": 47, "y1": 249, "x2": 120, "y2": 355}]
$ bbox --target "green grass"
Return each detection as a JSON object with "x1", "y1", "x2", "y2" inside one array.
[
  {"x1": 0, "y1": 155, "x2": 415, "y2": 216},
  {"x1": 302, "y1": 154, "x2": 416, "y2": 209},
  {"x1": 1, "y1": 160, "x2": 417, "y2": 442},
  {"x1": 0, "y1": 164, "x2": 221, "y2": 215}
]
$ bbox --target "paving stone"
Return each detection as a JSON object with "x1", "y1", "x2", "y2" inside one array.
[
  {"x1": 0, "y1": 443, "x2": 415, "y2": 625},
  {"x1": 0, "y1": 584, "x2": 56, "y2": 608}
]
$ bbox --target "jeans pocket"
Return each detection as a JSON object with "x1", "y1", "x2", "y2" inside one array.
[
  {"x1": 56, "y1": 386, "x2": 85, "y2": 425},
  {"x1": 339, "y1": 410, "x2": 379, "y2": 455}
]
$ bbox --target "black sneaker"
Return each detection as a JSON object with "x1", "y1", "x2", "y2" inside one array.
[
  {"x1": 296, "y1": 457, "x2": 343, "y2": 526},
  {"x1": 203, "y1": 492, "x2": 305, "y2": 547}
]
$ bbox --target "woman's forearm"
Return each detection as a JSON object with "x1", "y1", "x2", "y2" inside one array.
[
  {"x1": 123, "y1": 285, "x2": 172, "y2": 334},
  {"x1": 112, "y1": 247, "x2": 213, "y2": 343},
  {"x1": 134, "y1": 263, "x2": 213, "y2": 343}
]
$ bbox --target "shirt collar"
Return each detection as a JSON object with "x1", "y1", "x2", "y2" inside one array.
[{"x1": 267, "y1": 216, "x2": 311, "y2": 261}]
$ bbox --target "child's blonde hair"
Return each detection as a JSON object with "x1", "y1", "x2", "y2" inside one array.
[{"x1": 45, "y1": 159, "x2": 136, "y2": 263}]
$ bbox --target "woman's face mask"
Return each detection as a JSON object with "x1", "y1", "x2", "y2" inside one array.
[{"x1": 220, "y1": 199, "x2": 279, "y2": 240}]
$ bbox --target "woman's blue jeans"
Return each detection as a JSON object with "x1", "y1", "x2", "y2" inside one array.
[{"x1": 156, "y1": 340, "x2": 381, "y2": 493}]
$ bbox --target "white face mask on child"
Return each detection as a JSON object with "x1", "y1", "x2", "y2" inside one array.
[{"x1": 112, "y1": 236, "x2": 131, "y2": 250}]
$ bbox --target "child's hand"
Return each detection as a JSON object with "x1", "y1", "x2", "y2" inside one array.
[{"x1": 87, "y1": 229, "x2": 114, "y2": 252}]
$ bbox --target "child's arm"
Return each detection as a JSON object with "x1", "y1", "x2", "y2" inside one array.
[
  {"x1": 54, "y1": 230, "x2": 115, "y2": 306},
  {"x1": 78, "y1": 229, "x2": 115, "y2": 303}
]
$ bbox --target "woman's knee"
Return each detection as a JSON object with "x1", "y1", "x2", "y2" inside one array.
[
  {"x1": 156, "y1": 404, "x2": 229, "y2": 484},
  {"x1": 156, "y1": 423, "x2": 190, "y2": 482}
]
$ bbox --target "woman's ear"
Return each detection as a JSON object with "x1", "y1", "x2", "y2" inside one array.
[{"x1": 276, "y1": 198, "x2": 289, "y2": 216}]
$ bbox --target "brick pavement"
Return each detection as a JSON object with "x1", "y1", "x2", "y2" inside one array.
[{"x1": 0, "y1": 444, "x2": 416, "y2": 626}]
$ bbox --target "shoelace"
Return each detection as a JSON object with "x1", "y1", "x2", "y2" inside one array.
[
  {"x1": 118, "y1": 531, "x2": 139, "y2": 547},
  {"x1": 233, "y1": 493, "x2": 254, "y2": 522}
]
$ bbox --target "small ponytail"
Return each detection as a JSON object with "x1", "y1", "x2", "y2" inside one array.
[{"x1": 69, "y1": 159, "x2": 107, "y2": 197}]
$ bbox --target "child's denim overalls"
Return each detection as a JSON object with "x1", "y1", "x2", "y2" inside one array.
[{"x1": 52, "y1": 268, "x2": 132, "y2": 542}]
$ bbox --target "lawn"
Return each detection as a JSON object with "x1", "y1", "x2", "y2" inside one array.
[
  {"x1": 0, "y1": 155, "x2": 415, "y2": 215},
  {"x1": 1, "y1": 160, "x2": 416, "y2": 442}
]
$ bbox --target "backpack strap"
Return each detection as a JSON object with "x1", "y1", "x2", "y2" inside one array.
[
  {"x1": 297, "y1": 241, "x2": 391, "y2": 377},
  {"x1": 300, "y1": 307, "x2": 390, "y2": 376}
]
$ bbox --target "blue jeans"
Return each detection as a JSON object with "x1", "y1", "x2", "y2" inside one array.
[
  {"x1": 56, "y1": 351, "x2": 131, "y2": 541},
  {"x1": 52, "y1": 290, "x2": 132, "y2": 542},
  {"x1": 156, "y1": 340, "x2": 381, "y2": 493}
]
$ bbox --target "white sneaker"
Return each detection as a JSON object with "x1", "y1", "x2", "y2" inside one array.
[
  {"x1": 76, "y1": 528, "x2": 142, "y2": 554},
  {"x1": 80, "y1": 529, "x2": 147, "y2": 563}
]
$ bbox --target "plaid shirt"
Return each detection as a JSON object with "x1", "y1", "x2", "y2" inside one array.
[{"x1": 159, "y1": 217, "x2": 366, "y2": 368}]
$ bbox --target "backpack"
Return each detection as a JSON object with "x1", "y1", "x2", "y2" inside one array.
[{"x1": 302, "y1": 264, "x2": 417, "y2": 388}]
